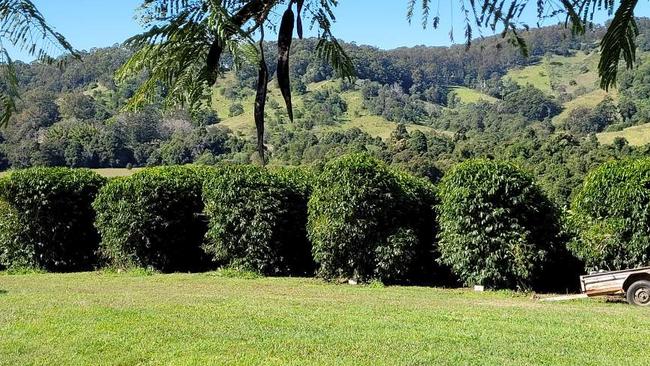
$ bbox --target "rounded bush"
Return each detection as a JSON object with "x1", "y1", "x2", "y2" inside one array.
[
  {"x1": 0, "y1": 200, "x2": 22, "y2": 269},
  {"x1": 569, "y1": 159, "x2": 650, "y2": 270},
  {"x1": 0, "y1": 167, "x2": 106, "y2": 271},
  {"x1": 437, "y1": 159, "x2": 575, "y2": 290},
  {"x1": 202, "y1": 165, "x2": 314, "y2": 276},
  {"x1": 93, "y1": 165, "x2": 213, "y2": 272},
  {"x1": 308, "y1": 153, "x2": 438, "y2": 284}
]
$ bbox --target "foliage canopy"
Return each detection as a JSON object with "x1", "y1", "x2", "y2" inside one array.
[
  {"x1": 308, "y1": 153, "x2": 439, "y2": 284},
  {"x1": 569, "y1": 158, "x2": 650, "y2": 270},
  {"x1": 93, "y1": 165, "x2": 213, "y2": 272},
  {"x1": 437, "y1": 159, "x2": 576, "y2": 290},
  {"x1": 0, "y1": 167, "x2": 105, "y2": 271}
]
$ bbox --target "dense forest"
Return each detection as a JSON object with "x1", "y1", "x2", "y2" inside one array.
[{"x1": 2, "y1": 20, "x2": 650, "y2": 207}]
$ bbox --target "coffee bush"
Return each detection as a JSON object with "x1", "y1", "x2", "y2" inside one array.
[
  {"x1": 93, "y1": 165, "x2": 213, "y2": 272},
  {"x1": 437, "y1": 159, "x2": 576, "y2": 290},
  {"x1": 0, "y1": 167, "x2": 106, "y2": 271},
  {"x1": 308, "y1": 153, "x2": 438, "y2": 284},
  {"x1": 569, "y1": 159, "x2": 650, "y2": 270},
  {"x1": 202, "y1": 165, "x2": 314, "y2": 275}
]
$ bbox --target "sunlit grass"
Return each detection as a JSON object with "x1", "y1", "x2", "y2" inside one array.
[
  {"x1": 598, "y1": 122, "x2": 650, "y2": 146},
  {"x1": 0, "y1": 272, "x2": 648, "y2": 365},
  {"x1": 450, "y1": 86, "x2": 497, "y2": 104},
  {"x1": 0, "y1": 168, "x2": 142, "y2": 178},
  {"x1": 553, "y1": 89, "x2": 617, "y2": 127},
  {"x1": 505, "y1": 62, "x2": 552, "y2": 94}
]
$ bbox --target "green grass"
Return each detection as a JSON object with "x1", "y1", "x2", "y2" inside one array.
[
  {"x1": 505, "y1": 62, "x2": 553, "y2": 94},
  {"x1": 505, "y1": 52, "x2": 622, "y2": 130},
  {"x1": 450, "y1": 86, "x2": 498, "y2": 104},
  {"x1": 1, "y1": 272, "x2": 648, "y2": 365},
  {"x1": 0, "y1": 168, "x2": 142, "y2": 178},
  {"x1": 598, "y1": 122, "x2": 650, "y2": 146},
  {"x1": 552, "y1": 89, "x2": 617, "y2": 127},
  {"x1": 505, "y1": 51, "x2": 604, "y2": 97}
]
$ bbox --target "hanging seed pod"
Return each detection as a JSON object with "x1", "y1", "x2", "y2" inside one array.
[
  {"x1": 296, "y1": 0, "x2": 304, "y2": 39},
  {"x1": 254, "y1": 37, "x2": 269, "y2": 164},
  {"x1": 254, "y1": 59, "x2": 268, "y2": 164},
  {"x1": 206, "y1": 40, "x2": 223, "y2": 86},
  {"x1": 277, "y1": 6, "x2": 295, "y2": 122}
]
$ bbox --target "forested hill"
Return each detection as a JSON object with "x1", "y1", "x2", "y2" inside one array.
[{"x1": 3, "y1": 20, "x2": 650, "y2": 207}]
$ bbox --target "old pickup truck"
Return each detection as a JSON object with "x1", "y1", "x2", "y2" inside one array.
[{"x1": 580, "y1": 266, "x2": 650, "y2": 306}]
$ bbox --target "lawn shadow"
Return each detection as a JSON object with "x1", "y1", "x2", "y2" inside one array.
[
  {"x1": 0, "y1": 289, "x2": 7, "y2": 295},
  {"x1": 604, "y1": 295, "x2": 627, "y2": 304}
]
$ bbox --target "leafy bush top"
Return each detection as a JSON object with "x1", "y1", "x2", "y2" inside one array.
[
  {"x1": 0, "y1": 167, "x2": 106, "y2": 271},
  {"x1": 308, "y1": 153, "x2": 438, "y2": 284},
  {"x1": 202, "y1": 164, "x2": 314, "y2": 275},
  {"x1": 437, "y1": 159, "x2": 571, "y2": 290},
  {"x1": 93, "y1": 165, "x2": 213, "y2": 272},
  {"x1": 569, "y1": 158, "x2": 650, "y2": 270}
]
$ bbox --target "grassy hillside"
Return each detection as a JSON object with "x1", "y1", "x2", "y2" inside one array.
[
  {"x1": 212, "y1": 50, "x2": 624, "y2": 141},
  {"x1": 2, "y1": 272, "x2": 649, "y2": 365},
  {"x1": 597, "y1": 123, "x2": 650, "y2": 146},
  {"x1": 212, "y1": 78, "x2": 446, "y2": 140},
  {"x1": 450, "y1": 86, "x2": 498, "y2": 104},
  {"x1": 506, "y1": 62, "x2": 553, "y2": 94},
  {"x1": 0, "y1": 168, "x2": 142, "y2": 178},
  {"x1": 212, "y1": 48, "x2": 646, "y2": 146},
  {"x1": 552, "y1": 89, "x2": 616, "y2": 127},
  {"x1": 505, "y1": 51, "x2": 602, "y2": 96},
  {"x1": 505, "y1": 51, "x2": 622, "y2": 130}
]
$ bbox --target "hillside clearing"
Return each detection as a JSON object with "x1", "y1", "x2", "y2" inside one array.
[
  {"x1": 598, "y1": 122, "x2": 650, "y2": 146},
  {"x1": 552, "y1": 89, "x2": 618, "y2": 127},
  {"x1": 0, "y1": 272, "x2": 648, "y2": 365},
  {"x1": 0, "y1": 168, "x2": 142, "y2": 178},
  {"x1": 450, "y1": 86, "x2": 498, "y2": 104},
  {"x1": 505, "y1": 52, "x2": 601, "y2": 96}
]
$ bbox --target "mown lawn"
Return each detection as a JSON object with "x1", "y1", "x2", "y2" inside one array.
[{"x1": 0, "y1": 272, "x2": 647, "y2": 365}]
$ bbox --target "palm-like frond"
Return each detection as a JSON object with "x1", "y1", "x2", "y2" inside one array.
[
  {"x1": 598, "y1": 0, "x2": 639, "y2": 90},
  {"x1": 117, "y1": 2, "x2": 257, "y2": 112},
  {"x1": 316, "y1": 37, "x2": 354, "y2": 79},
  {"x1": 122, "y1": 0, "x2": 351, "y2": 163},
  {"x1": 0, "y1": 46, "x2": 17, "y2": 126},
  {"x1": 0, "y1": 0, "x2": 77, "y2": 126}
]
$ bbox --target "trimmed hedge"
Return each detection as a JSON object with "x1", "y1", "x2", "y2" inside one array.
[
  {"x1": 437, "y1": 160, "x2": 576, "y2": 290},
  {"x1": 202, "y1": 165, "x2": 314, "y2": 275},
  {"x1": 0, "y1": 200, "x2": 22, "y2": 269},
  {"x1": 569, "y1": 159, "x2": 650, "y2": 270},
  {"x1": 308, "y1": 153, "x2": 438, "y2": 284},
  {"x1": 0, "y1": 167, "x2": 106, "y2": 271},
  {"x1": 93, "y1": 165, "x2": 213, "y2": 272}
]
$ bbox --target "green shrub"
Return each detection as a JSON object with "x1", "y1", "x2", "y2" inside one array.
[
  {"x1": 308, "y1": 153, "x2": 438, "y2": 284},
  {"x1": 0, "y1": 168, "x2": 106, "y2": 271},
  {"x1": 93, "y1": 165, "x2": 213, "y2": 272},
  {"x1": 437, "y1": 159, "x2": 575, "y2": 290},
  {"x1": 0, "y1": 201, "x2": 22, "y2": 270},
  {"x1": 569, "y1": 159, "x2": 650, "y2": 270},
  {"x1": 202, "y1": 165, "x2": 314, "y2": 275}
]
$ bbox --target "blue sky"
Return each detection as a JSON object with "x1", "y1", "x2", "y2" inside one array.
[{"x1": 10, "y1": 0, "x2": 650, "y2": 61}]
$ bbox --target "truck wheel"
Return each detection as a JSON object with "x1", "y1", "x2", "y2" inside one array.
[{"x1": 626, "y1": 280, "x2": 650, "y2": 306}]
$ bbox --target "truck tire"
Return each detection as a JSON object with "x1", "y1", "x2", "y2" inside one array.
[{"x1": 626, "y1": 280, "x2": 650, "y2": 306}]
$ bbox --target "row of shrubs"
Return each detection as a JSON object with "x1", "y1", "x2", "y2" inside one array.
[{"x1": 1, "y1": 154, "x2": 649, "y2": 291}]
